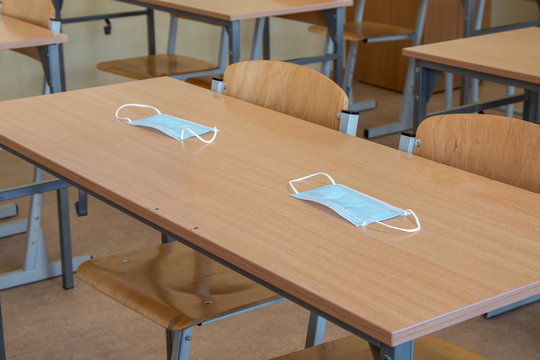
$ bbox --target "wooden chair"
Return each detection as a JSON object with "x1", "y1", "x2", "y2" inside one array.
[
  {"x1": 270, "y1": 334, "x2": 488, "y2": 360},
  {"x1": 97, "y1": 15, "x2": 227, "y2": 88},
  {"x1": 212, "y1": 60, "x2": 359, "y2": 136},
  {"x1": 77, "y1": 242, "x2": 283, "y2": 360},
  {"x1": 249, "y1": 11, "x2": 377, "y2": 114},
  {"x1": 399, "y1": 113, "x2": 540, "y2": 316},
  {"x1": 1, "y1": 0, "x2": 59, "y2": 93},
  {"x1": 308, "y1": 0, "x2": 429, "y2": 138},
  {"x1": 77, "y1": 60, "x2": 358, "y2": 360}
]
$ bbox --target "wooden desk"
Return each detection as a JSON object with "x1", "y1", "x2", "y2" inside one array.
[
  {"x1": 115, "y1": 0, "x2": 353, "y2": 86},
  {"x1": 403, "y1": 27, "x2": 540, "y2": 127},
  {"x1": 0, "y1": 77, "x2": 538, "y2": 359},
  {"x1": 0, "y1": 14, "x2": 67, "y2": 93}
]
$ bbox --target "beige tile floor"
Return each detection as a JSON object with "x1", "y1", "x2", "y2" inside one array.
[{"x1": 0, "y1": 80, "x2": 538, "y2": 359}]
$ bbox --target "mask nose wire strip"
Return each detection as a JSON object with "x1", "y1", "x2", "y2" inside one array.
[
  {"x1": 362, "y1": 209, "x2": 421, "y2": 232},
  {"x1": 115, "y1": 103, "x2": 161, "y2": 123},
  {"x1": 180, "y1": 127, "x2": 219, "y2": 144},
  {"x1": 289, "y1": 172, "x2": 336, "y2": 194}
]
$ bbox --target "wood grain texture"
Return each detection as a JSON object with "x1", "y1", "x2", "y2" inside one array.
[
  {"x1": 223, "y1": 60, "x2": 347, "y2": 130},
  {"x1": 414, "y1": 114, "x2": 540, "y2": 194},
  {"x1": 0, "y1": 0, "x2": 53, "y2": 28},
  {"x1": 0, "y1": 77, "x2": 538, "y2": 346},
  {"x1": 97, "y1": 54, "x2": 218, "y2": 80},
  {"x1": 77, "y1": 242, "x2": 280, "y2": 331},
  {"x1": 271, "y1": 335, "x2": 487, "y2": 359},
  {"x1": 122, "y1": 0, "x2": 353, "y2": 21},
  {"x1": 403, "y1": 27, "x2": 540, "y2": 85},
  {"x1": 0, "y1": 14, "x2": 67, "y2": 50}
]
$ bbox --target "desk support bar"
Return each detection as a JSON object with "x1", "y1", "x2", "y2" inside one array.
[
  {"x1": 0, "y1": 167, "x2": 90, "y2": 290},
  {"x1": 57, "y1": 11, "x2": 148, "y2": 24},
  {"x1": 413, "y1": 60, "x2": 540, "y2": 128}
]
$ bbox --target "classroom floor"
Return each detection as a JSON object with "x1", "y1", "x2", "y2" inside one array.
[{"x1": 0, "y1": 79, "x2": 538, "y2": 359}]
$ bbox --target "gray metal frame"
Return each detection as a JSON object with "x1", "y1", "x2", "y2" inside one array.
[
  {"x1": 0, "y1": 170, "x2": 91, "y2": 290},
  {"x1": 364, "y1": 0, "x2": 429, "y2": 139},
  {"x1": 446, "y1": 0, "x2": 540, "y2": 115},
  {"x1": 250, "y1": 11, "x2": 346, "y2": 87},
  {"x1": 168, "y1": 17, "x2": 230, "y2": 82},
  {"x1": 413, "y1": 60, "x2": 540, "y2": 129}
]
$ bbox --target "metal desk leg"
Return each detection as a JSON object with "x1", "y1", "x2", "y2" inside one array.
[
  {"x1": 305, "y1": 313, "x2": 326, "y2": 347},
  {"x1": 57, "y1": 187, "x2": 73, "y2": 289},
  {"x1": 523, "y1": 90, "x2": 540, "y2": 124},
  {"x1": 413, "y1": 63, "x2": 443, "y2": 130},
  {"x1": 250, "y1": 17, "x2": 271, "y2": 61},
  {"x1": 227, "y1": 20, "x2": 241, "y2": 64},
  {"x1": 0, "y1": 300, "x2": 5, "y2": 360},
  {"x1": 322, "y1": 8, "x2": 344, "y2": 87},
  {"x1": 146, "y1": 8, "x2": 156, "y2": 55},
  {"x1": 0, "y1": 168, "x2": 91, "y2": 290},
  {"x1": 36, "y1": 19, "x2": 64, "y2": 93},
  {"x1": 369, "y1": 341, "x2": 414, "y2": 360}
]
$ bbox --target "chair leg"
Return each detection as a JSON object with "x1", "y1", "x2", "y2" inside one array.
[
  {"x1": 304, "y1": 312, "x2": 326, "y2": 348},
  {"x1": 168, "y1": 328, "x2": 193, "y2": 360}
]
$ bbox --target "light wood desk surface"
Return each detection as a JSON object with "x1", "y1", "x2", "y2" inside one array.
[
  {"x1": 125, "y1": 0, "x2": 353, "y2": 21},
  {"x1": 403, "y1": 27, "x2": 540, "y2": 85},
  {"x1": 0, "y1": 14, "x2": 68, "y2": 50},
  {"x1": 0, "y1": 77, "x2": 538, "y2": 349}
]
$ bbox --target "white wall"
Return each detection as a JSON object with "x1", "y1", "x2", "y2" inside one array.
[
  {"x1": 491, "y1": 0, "x2": 539, "y2": 27},
  {"x1": 0, "y1": 0, "x2": 324, "y2": 100}
]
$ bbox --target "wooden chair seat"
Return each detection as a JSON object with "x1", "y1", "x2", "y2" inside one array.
[
  {"x1": 308, "y1": 21, "x2": 414, "y2": 42},
  {"x1": 271, "y1": 335, "x2": 487, "y2": 360},
  {"x1": 77, "y1": 242, "x2": 280, "y2": 331},
  {"x1": 97, "y1": 54, "x2": 219, "y2": 81}
]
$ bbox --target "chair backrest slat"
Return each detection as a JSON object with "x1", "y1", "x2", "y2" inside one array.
[
  {"x1": 223, "y1": 60, "x2": 348, "y2": 131},
  {"x1": 414, "y1": 114, "x2": 540, "y2": 193}
]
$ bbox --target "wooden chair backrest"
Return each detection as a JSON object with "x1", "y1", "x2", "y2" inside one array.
[
  {"x1": 414, "y1": 114, "x2": 540, "y2": 193},
  {"x1": 1, "y1": 0, "x2": 54, "y2": 61},
  {"x1": 222, "y1": 60, "x2": 348, "y2": 130},
  {"x1": 1, "y1": 0, "x2": 53, "y2": 28}
]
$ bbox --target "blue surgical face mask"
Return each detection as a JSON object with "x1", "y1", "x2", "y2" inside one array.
[
  {"x1": 289, "y1": 173, "x2": 420, "y2": 232},
  {"x1": 115, "y1": 104, "x2": 218, "y2": 143}
]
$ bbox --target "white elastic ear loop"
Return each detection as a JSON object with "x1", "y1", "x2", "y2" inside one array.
[
  {"x1": 180, "y1": 127, "x2": 219, "y2": 144},
  {"x1": 289, "y1": 172, "x2": 336, "y2": 194},
  {"x1": 115, "y1": 103, "x2": 161, "y2": 123},
  {"x1": 362, "y1": 209, "x2": 421, "y2": 233}
]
